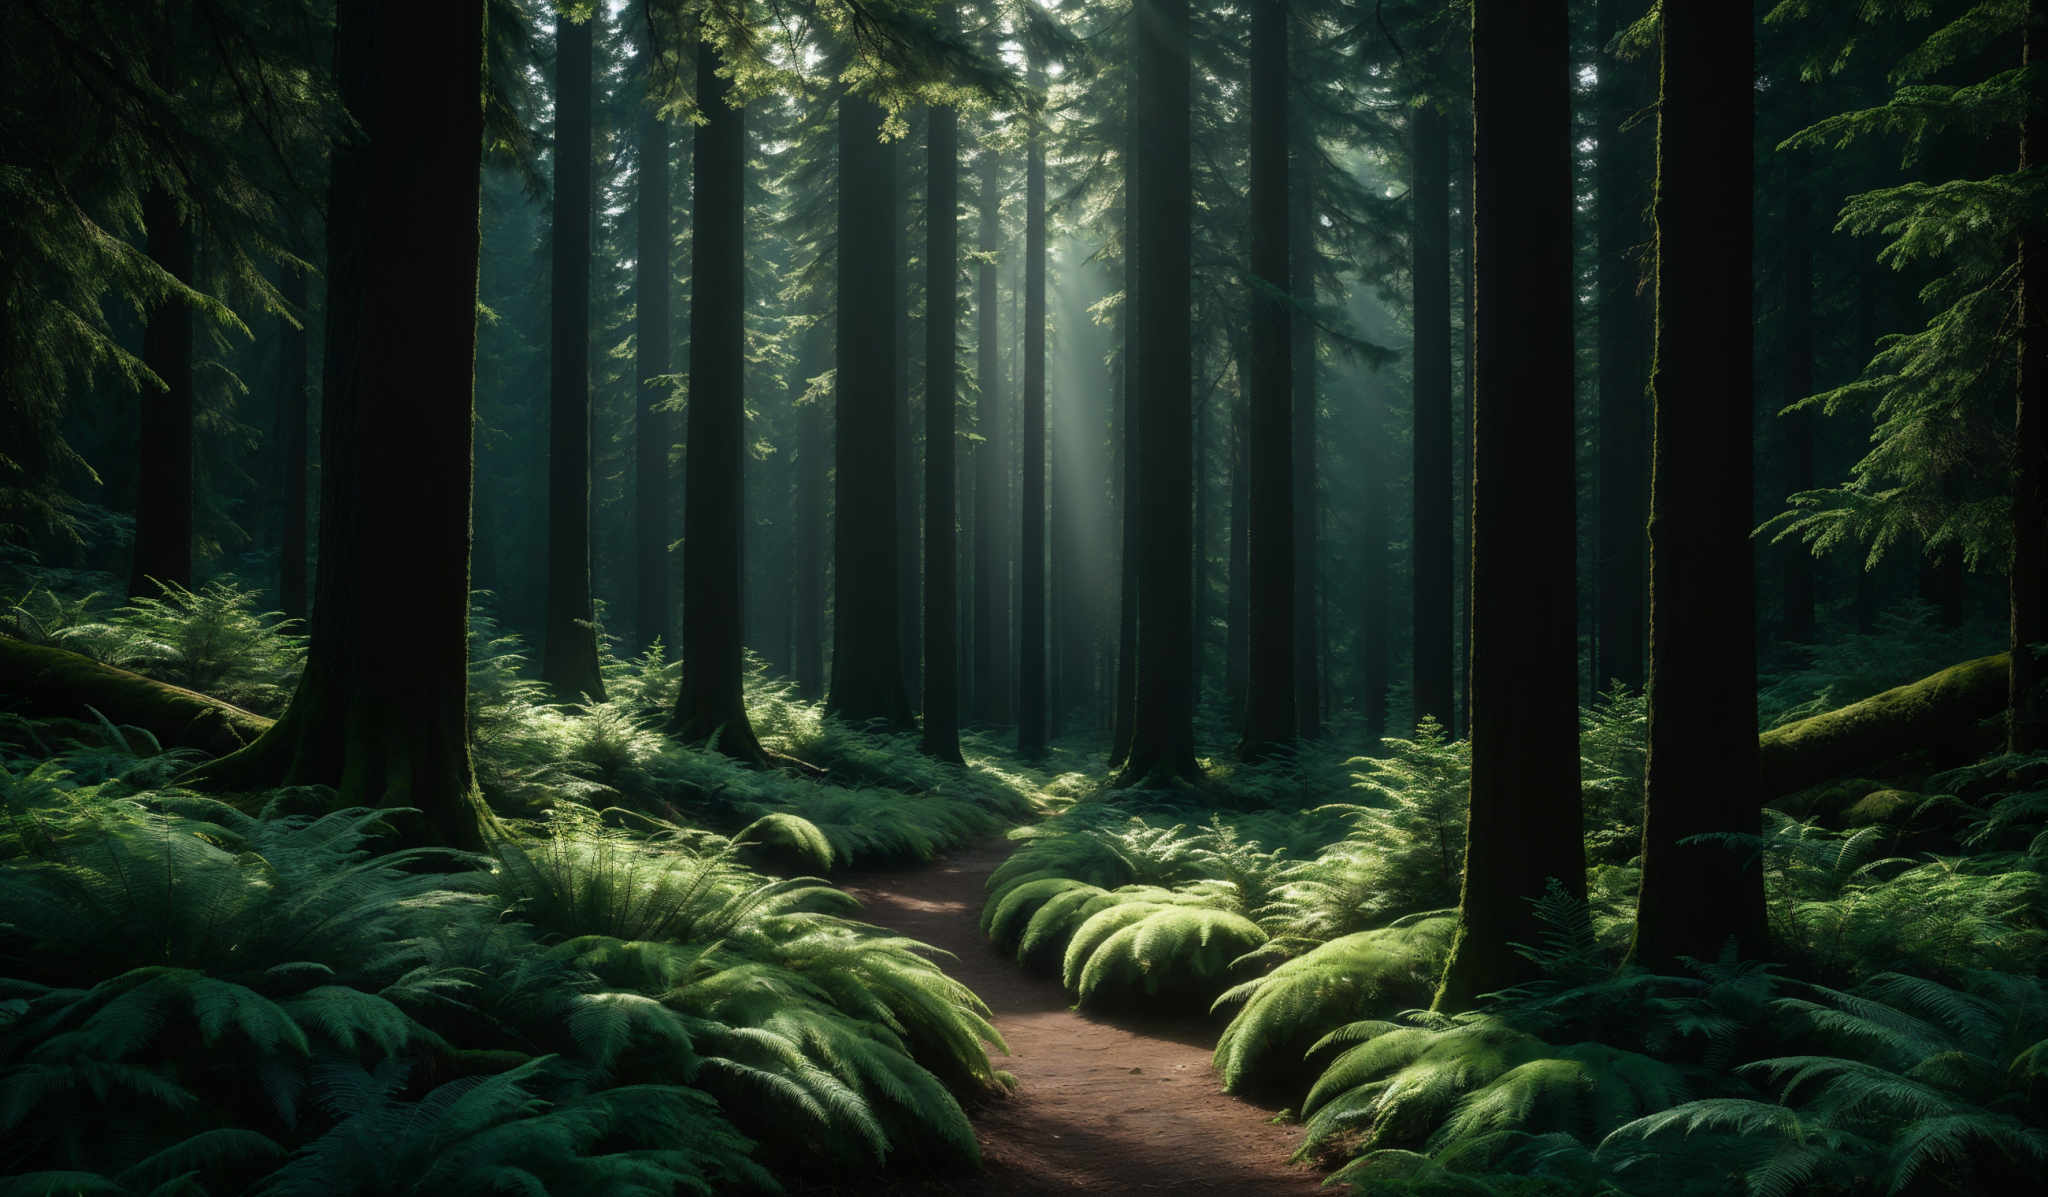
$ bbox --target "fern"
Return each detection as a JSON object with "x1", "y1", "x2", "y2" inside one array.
[
  {"x1": 1068, "y1": 904, "x2": 1268, "y2": 1011},
  {"x1": 1212, "y1": 914, "x2": 1454, "y2": 1096},
  {"x1": 1605, "y1": 971, "x2": 2048, "y2": 1196},
  {"x1": 256, "y1": 1057, "x2": 768, "y2": 1196}
]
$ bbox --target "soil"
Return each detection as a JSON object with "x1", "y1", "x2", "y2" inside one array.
[{"x1": 794, "y1": 838, "x2": 1326, "y2": 1196}]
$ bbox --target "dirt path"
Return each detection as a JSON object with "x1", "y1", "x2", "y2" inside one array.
[{"x1": 820, "y1": 839, "x2": 1327, "y2": 1195}]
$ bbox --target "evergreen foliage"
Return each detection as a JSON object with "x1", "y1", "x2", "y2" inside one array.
[{"x1": 1762, "y1": 0, "x2": 2038, "y2": 575}]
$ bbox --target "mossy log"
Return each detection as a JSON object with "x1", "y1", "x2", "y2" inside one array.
[
  {"x1": 1759, "y1": 652, "x2": 2013, "y2": 797},
  {"x1": 0, "y1": 635, "x2": 273, "y2": 757}
]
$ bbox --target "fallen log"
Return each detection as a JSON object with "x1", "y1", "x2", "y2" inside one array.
[
  {"x1": 0, "y1": 635, "x2": 274, "y2": 757},
  {"x1": 1759, "y1": 651, "x2": 2013, "y2": 797}
]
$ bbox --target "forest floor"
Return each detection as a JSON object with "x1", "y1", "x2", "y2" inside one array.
[{"x1": 795, "y1": 837, "x2": 1327, "y2": 1196}]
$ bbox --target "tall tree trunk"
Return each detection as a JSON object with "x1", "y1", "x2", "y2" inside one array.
[
  {"x1": 1361, "y1": 431, "x2": 1391, "y2": 740},
  {"x1": 2011, "y1": 0, "x2": 2047, "y2": 752},
  {"x1": 1226, "y1": 395, "x2": 1250, "y2": 721},
  {"x1": 1780, "y1": 166, "x2": 1817, "y2": 645},
  {"x1": 1411, "y1": 96, "x2": 1455, "y2": 731},
  {"x1": 1118, "y1": 0, "x2": 1199, "y2": 786},
  {"x1": 1018, "y1": 51, "x2": 1049, "y2": 758},
  {"x1": 1111, "y1": 26, "x2": 1143, "y2": 767},
  {"x1": 634, "y1": 26, "x2": 672, "y2": 657},
  {"x1": 897, "y1": 139, "x2": 922, "y2": 711},
  {"x1": 1854, "y1": 269, "x2": 1886, "y2": 634},
  {"x1": 1291, "y1": 28, "x2": 1322, "y2": 741},
  {"x1": 1192, "y1": 356, "x2": 1210, "y2": 705},
  {"x1": 198, "y1": 0, "x2": 490, "y2": 850},
  {"x1": 542, "y1": 10, "x2": 605, "y2": 701},
  {"x1": 131, "y1": 175, "x2": 194, "y2": 595},
  {"x1": 673, "y1": 38, "x2": 763, "y2": 762},
  {"x1": 829, "y1": 93, "x2": 912, "y2": 727},
  {"x1": 1631, "y1": 0, "x2": 1767, "y2": 970},
  {"x1": 1594, "y1": 0, "x2": 1651, "y2": 692},
  {"x1": 794, "y1": 330, "x2": 826, "y2": 701},
  {"x1": 1458, "y1": 120, "x2": 1476, "y2": 736},
  {"x1": 1436, "y1": 0, "x2": 1583, "y2": 1009},
  {"x1": 923, "y1": 59, "x2": 964, "y2": 764},
  {"x1": 277, "y1": 265, "x2": 310, "y2": 619},
  {"x1": 1240, "y1": 0, "x2": 1296, "y2": 761},
  {"x1": 974, "y1": 141, "x2": 1012, "y2": 727}
]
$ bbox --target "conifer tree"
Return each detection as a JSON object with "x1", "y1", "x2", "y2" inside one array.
[
  {"x1": 2013, "y1": 0, "x2": 2047, "y2": 752},
  {"x1": 633, "y1": 8, "x2": 673, "y2": 656},
  {"x1": 830, "y1": 90, "x2": 913, "y2": 729},
  {"x1": 674, "y1": 33, "x2": 765, "y2": 764},
  {"x1": 1019, "y1": 43, "x2": 1049, "y2": 759},
  {"x1": 130, "y1": 21, "x2": 196, "y2": 598},
  {"x1": 795, "y1": 325, "x2": 827, "y2": 700},
  {"x1": 1239, "y1": 0, "x2": 1296, "y2": 761},
  {"x1": 1409, "y1": 81, "x2": 1454, "y2": 732},
  {"x1": 1110, "y1": 13, "x2": 1142, "y2": 768},
  {"x1": 1632, "y1": 0, "x2": 1767, "y2": 969},
  {"x1": 130, "y1": 175, "x2": 195, "y2": 597},
  {"x1": 201, "y1": 0, "x2": 492, "y2": 851},
  {"x1": 923, "y1": 8, "x2": 965, "y2": 765},
  {"x1": 543, "y1": 7, "x2": 606, "y2": 702},
  {"x1": 1593, "y1": 0, "x2": 1651, "y2": 692},
  {"x1": 1117, "y1": 0, "x2": 1200, "y2": 787},
  {"x1": 1290, "y1": 12, "x2": 1321, "y2": 741},
  {"x1": 1435, "y1": 0, "x2": 1582, "y2": 1009},
  {"x1": 277, "y1": 265, "x2": 311, "y2": 620},
  {"x1": 973, "y1": 134, "x2": 1012, "y2": 727}
]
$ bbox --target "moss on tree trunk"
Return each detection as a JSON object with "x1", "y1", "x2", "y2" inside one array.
[
  {"x1": 1760, "y1": 652, "x2": 2016, "y2": 797},
  {"x1": 0, "y1": 636, "x2": 272, "y2": 761}
]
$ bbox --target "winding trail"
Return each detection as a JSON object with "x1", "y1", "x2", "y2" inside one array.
[{"x1": 822, "y1": 839, "x2": 1326, "y2": 1195}]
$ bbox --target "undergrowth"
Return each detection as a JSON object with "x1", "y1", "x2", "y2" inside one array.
[{"x1": 0, "y1": 743, "x2": 1009, "y2": 1193}]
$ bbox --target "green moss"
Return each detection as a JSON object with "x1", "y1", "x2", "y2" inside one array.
[
  {"x1": 1842, "y1": 788, "x2": 1919, "y2": 827},
  {"x1": 1759, "y1": 652, "x2": 2010, "y2": 797}
]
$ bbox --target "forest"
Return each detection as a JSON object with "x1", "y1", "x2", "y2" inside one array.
[{"x1": 0, "y1": 0, "x2": 2043, "y2": 1193}]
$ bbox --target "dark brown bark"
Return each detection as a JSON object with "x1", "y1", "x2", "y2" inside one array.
[
  {"x1": 1436, "y1": 0, "x2": 1583, "y2": 1010},
  {"x1": 1594, "y1": 0, "x2": 1651, "y2": 691},
  {"x1": 1458, "y1": 122, "x2": 1476, "y2": 736},
  {"x1": 1116, "y1": 0, "x2": 1199, "y2": 787},
  {"x1": 794, "y1": 330, "x2": 826, "y2": 701},
  {"x1": 542, "y1": 11, "x2": 605, "y2": 702},
  {"x1": 2012, "y1": 0, "x2": 2047, "y2": 752},
  {"x1": 131, "y1": 180, "x2": 194, "y2": 597},
  {"x1": 923, "y1": 69, "x2": 964, "y2": 765},
  {"x1": 634, "y1": 26, "x2": 672, "y2": 656},
  {"x1": 1111, "y1": 28, "x2": 1142, "y2": 768},
  {"x1": 1192, "y1": 356, "x2": 1210, "y2": 706},
  {"x1": 195, "y1": 0, "x2": 491, "y2": 850},
  {"x1": 673, "y1": 38, "x2": 763, "y2": 763},
  {"x1": 897, "y1": 138, "x2": 922, "y2": 711},
  {"x1": 277, "y1": 266, "x2": 310, "y2": 620},
  {"x1": 1240, "y1": 0, "x2": 1296, "y2": 761},
  {"x1": 973, "y1": 139, "x2": 1012, "y2": 727},
  {"x1": 1019, "y1": 52, "x2": 1049, "y2": 758},
  {"x1": 1291, "y1": 27, "x2": 1322, "y2": 741},
  {"x1": 1410, "y1": 97, "x2": 1455, "y2": 732},
  {"x1": 1632, "y1": 0, "x2": 1767, "y2": 970},
  {"x1": 1226, "y1": 395, "x2": 1250, "y2": 721},
  {"x1": 1360, "y1": 435, "x2": 1391, "y2": 741},
  {"x1": 829, "y1": 93, "x2": 912, "y2": 728},
  {"x1": 1781, "y1": 172, "x2": 1817, "y2": 645}
]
